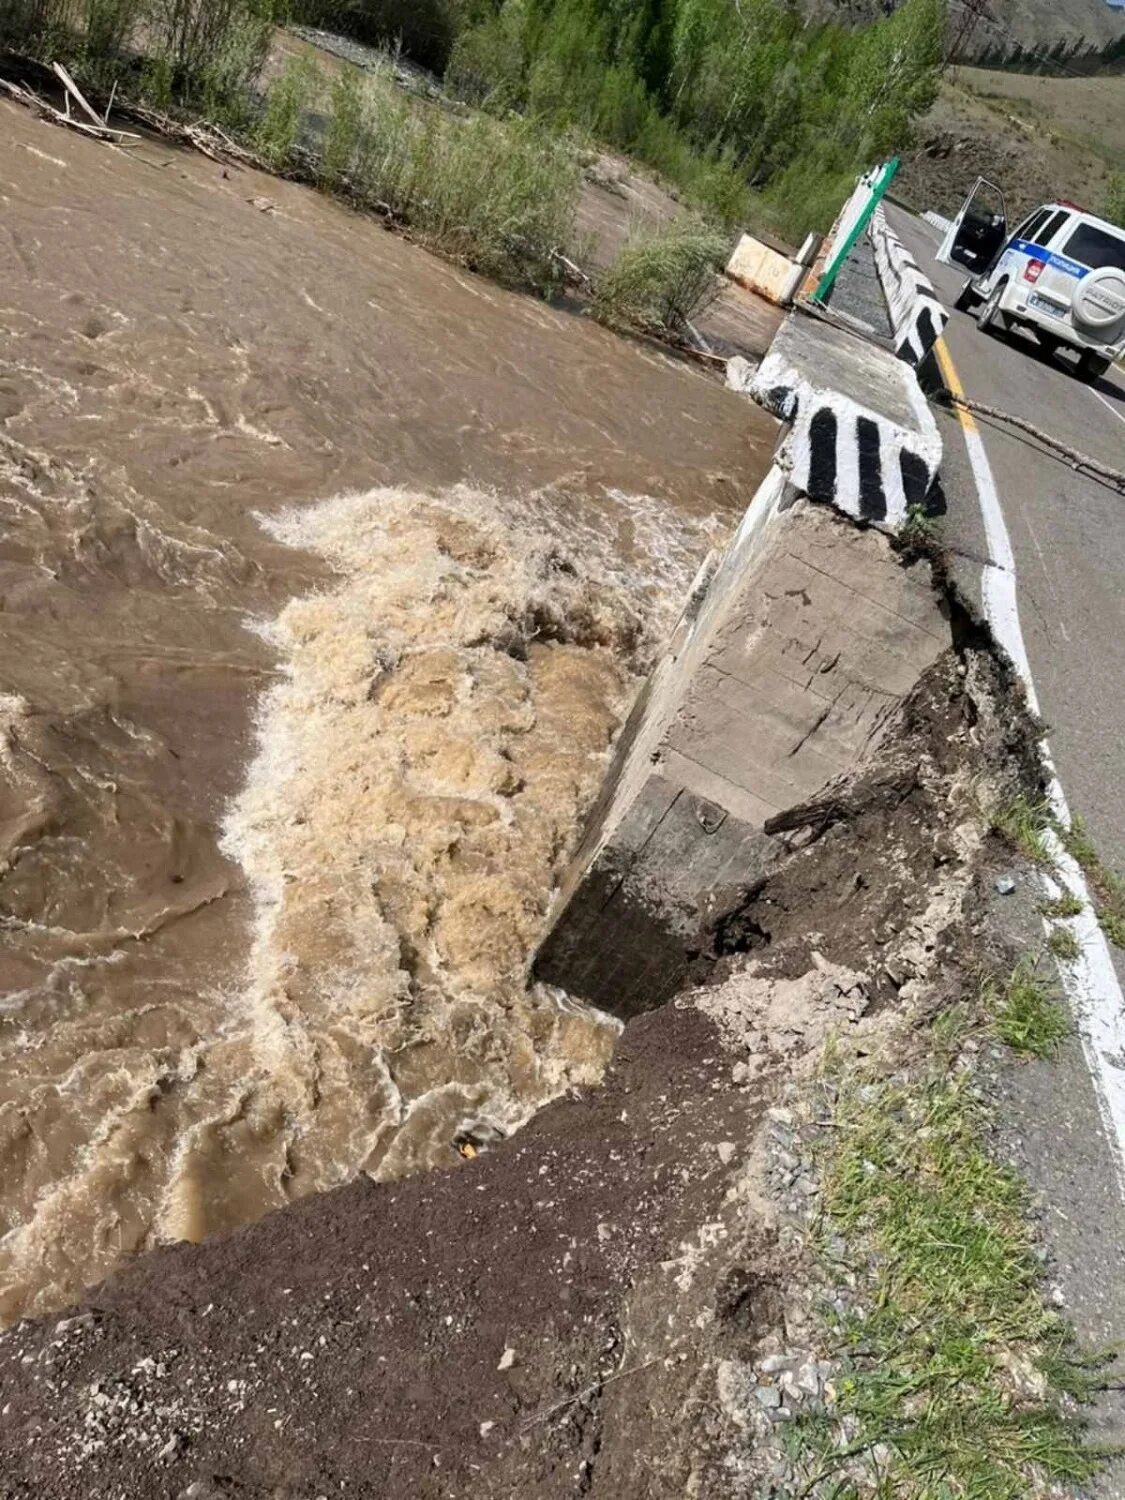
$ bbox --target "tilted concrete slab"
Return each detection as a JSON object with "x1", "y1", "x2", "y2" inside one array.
[
  {"x1": 534, "y1": 480, "x2": 951, "y2": 1019},
  {"x1": 728, "y1": 310, "x2": 942, "y2": 530}
]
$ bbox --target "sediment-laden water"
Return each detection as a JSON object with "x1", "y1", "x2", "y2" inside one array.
[{"x1": 0, "y1": 98, "x2": 775, "y2": 1320}]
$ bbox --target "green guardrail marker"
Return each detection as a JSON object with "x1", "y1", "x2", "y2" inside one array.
[{"x1": 812, "y1": 156, "x2": 900, "y2": 304}]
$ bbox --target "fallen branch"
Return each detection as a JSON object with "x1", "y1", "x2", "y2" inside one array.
[
  {"x1": 118, "y1": 102, "x2": 264, "y2": 167},
  {"x1": 943, "y1": 392, "x2": 1125, "y2": 491},
  {"x1": 0, "y1": 76, "x2": 139, "y2": 141},
  {"x1": 550, "y1": 247, "x2": 593, "y2": 289},
  {"x1": 684, "y1": 317, "x2": 715, "y2": 357},
  {"x1": 51, "y1": 61, "x2": 105, "y2": 130}
]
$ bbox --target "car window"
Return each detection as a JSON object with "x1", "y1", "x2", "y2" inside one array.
[
  {"x1": 1036, "y1": 211, "x2": 1069, "y2": 248},
  {"x1": 1063, "y1": 223, "x2": 1125, "y2": 272},
  {"x1": 1017, "y1": 210, "x2": 1050, "y2": 243}
]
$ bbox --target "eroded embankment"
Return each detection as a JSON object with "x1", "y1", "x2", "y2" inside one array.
[
  {"x1": 0, "y1": 95, "x2": 779, "y2": 1322},
  {"x1": 0, "y1": 637, "x2": 1043, "y2": 1499}
]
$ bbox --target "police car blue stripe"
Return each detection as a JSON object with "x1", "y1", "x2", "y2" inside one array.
[{"x1": 1008, "y1": 238, "x2": 1088, "y2": 278}]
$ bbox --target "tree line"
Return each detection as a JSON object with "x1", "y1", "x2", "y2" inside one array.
[
  {"x1": 1, "y1": 0, "x2": 948, "y2": 238},
  {"x1": 966, "y1": 30, "x2": 1125, "y2": 77},
  {"x1": 288, "y1": 0, "x2": 946, "y2": 228}
]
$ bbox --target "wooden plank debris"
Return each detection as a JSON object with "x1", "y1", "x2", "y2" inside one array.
[
  {"x1": 51, "y1": 62, "x2": 107, "y2": 130},
  {"x1": 0, "y1": 76, "x2": 140, "y2": 142}
]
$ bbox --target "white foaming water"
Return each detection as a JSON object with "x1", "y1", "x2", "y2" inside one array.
[{"x1": 203, "y1": 485, "x2": 718, "y2": 1186}]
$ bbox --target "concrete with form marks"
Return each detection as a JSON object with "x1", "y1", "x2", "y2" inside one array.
[{"x1": 534, "y1": 487, "x2": 950, "y2": 1017}]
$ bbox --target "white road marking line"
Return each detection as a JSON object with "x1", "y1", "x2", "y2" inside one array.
[
  {"x1": 936, "y1": 337, "x2": 1125, "y2": 1204},
  {"x1": 1090, "y1": 386, "x2": 1125, "y2": 427}
]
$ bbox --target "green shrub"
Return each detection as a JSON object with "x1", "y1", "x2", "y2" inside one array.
[
  {"x1": 756, "y1": 155, "x2": 861, "y2": 243},
  {"x1": 82, "y1": 0, "x2": 146, "y2": 83},
  {"x1": 592, "y1": 222, "x2": 727, "y2": 337},
  {"x1": 346, "y1": 71, "x2": 580, "y2": 293},
  {"x1": 256, "y1": 50, "x2": 317, "y2": 167},
  {"x1": 146, "y1": 0, "x2": 277, "y2": 108},
  {"x1": 445, "y1": 9, "x2": 527, "y2": 109},
  {"x1": 320, "y1": 64, "x2": 363, "y2": 186}
]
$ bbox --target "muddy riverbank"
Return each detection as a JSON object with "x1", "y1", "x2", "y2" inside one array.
[{"x1": 0, "y1": 96, "x2": 778, "y2": 1322}]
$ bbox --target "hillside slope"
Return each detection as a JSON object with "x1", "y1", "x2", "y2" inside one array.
[
  {"x1": 820, "y1": 0, "x2": 1125, "y2": 58},
  {"x1": 979, "y1": 0, "x2": 1125, "y2": 53},
  {"x1": 896, "y1": 65, "x2": 1125, "y2": 221}
]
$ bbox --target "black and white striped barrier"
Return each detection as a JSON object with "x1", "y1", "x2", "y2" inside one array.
[
  {"x1": 923, "y1": 210, "x2": 952, "y2": 235},
  {"x1": 868, "y1": 207, "x2": 949, "y2": 367},
  {"x1": 728, "y1": 335, "x2": 942, "y2": 530}
]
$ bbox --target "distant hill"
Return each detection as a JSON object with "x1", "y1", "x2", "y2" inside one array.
[
  {"x1": 818, "y1": 0, "x2": 1125, "y2": 66},
  {"x1": 896, "y1": 65, "x2": 1125, "y2": 222},
  {"x1": 977, "y1": 0, "x2": 1125, "y2": 55}
]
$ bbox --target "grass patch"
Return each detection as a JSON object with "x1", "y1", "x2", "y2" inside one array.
[
  {"x1": 591, "y1": 223, "x2": 727, "y2": 338},
  {"x1": 345, "y1": 78, "x2": 582, "y2": 292},
  {"x1": 991, "y1": 794, "x2": 1053, "y2": 864},
  {"x1": 1038, "y1": 892, "x2": 1084, "y2": 920},
  {"x1": 1060, "y1": 814, "x2": 1125, "y2": 952},
  {"x1": 795, "y1": 1064, "x2": 1103, "y2": 1498},
  {"x1": 254, "y1": 54, "x2": 583, "y2": 293},
  {"x1": 991, "y1": 961, "x2": 1069, "y2": 1058},
  {"x1": 1047, "y1": 927, "x2": 1080, "y2": 964}
]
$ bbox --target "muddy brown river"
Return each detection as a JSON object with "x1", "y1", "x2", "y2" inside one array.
[{"x1": 0, "y1": 98, "x2": 776, "y2": 1321}]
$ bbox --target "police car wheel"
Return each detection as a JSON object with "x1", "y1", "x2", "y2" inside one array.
[
  {"x1": 1077, "y1": 351, "x2": 1110, "y2": 384},
  {"x1": 954, "y1": 280, "x2": 979, "y2": 313},
  {"x1": 976, "y1": 286, "x2": 1003, "y2": 334}
]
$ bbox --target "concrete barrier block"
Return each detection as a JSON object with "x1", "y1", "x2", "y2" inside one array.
[
  {"x1": 726, "y1": 232, "x2": 806, "y2": 306},
  {"x1": 730, "y1": 312, "x2": 943, "y2": 530},
  {"x1": 533, "y1": 490, "x2": 950, "y2": 1018},
  {"x1": 868, "y1": 206, "x2": 949, "y2": 367}
]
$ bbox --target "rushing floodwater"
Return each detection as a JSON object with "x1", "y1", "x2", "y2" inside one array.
[{"x1": 0, "y1": 99, "x2": 775, "y2": 1320}]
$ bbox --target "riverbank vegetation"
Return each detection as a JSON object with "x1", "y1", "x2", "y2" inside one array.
[{"x1": 2, "y1": 0, "x2": 947, "y2": 243}]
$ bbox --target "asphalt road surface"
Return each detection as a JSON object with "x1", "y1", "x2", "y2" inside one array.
[
  {"x1": 887, "y1": 206, "x2": 1125, "y2": 878},
  {"x1": 885, "y1": 207, "x2": 1125, "y2": 1492}
]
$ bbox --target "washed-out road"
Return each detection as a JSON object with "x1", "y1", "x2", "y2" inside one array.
[{"x1": 886, "y1": 204, "x2": 1125, "y2": 1492}]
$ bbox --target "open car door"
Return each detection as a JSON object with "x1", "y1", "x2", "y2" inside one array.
[{"x1": 936, "y1": 177, "x2": 1008, "y2": 274}]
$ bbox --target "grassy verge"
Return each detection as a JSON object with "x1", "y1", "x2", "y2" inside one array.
[
  {"x1": 989, "y1": 960, "x2": 1069, "y2": 1057},
  {"x1": 991, "y1": 794, "x2": 1125, "y2": 953},
  {"x1": 785, "y1": 1020, "x2": 1108, "y2": 1497},
  {"x1": 302, "y1": 59, "x2": 582, "y2": 292},
  {"x1": 1061, "y1": 815, "x2": 1125, "y2": 951}
]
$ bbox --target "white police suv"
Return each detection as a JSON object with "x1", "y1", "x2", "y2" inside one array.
[{"x1": 937, "y1": 180, "x2": 1125, "y2": 382}]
